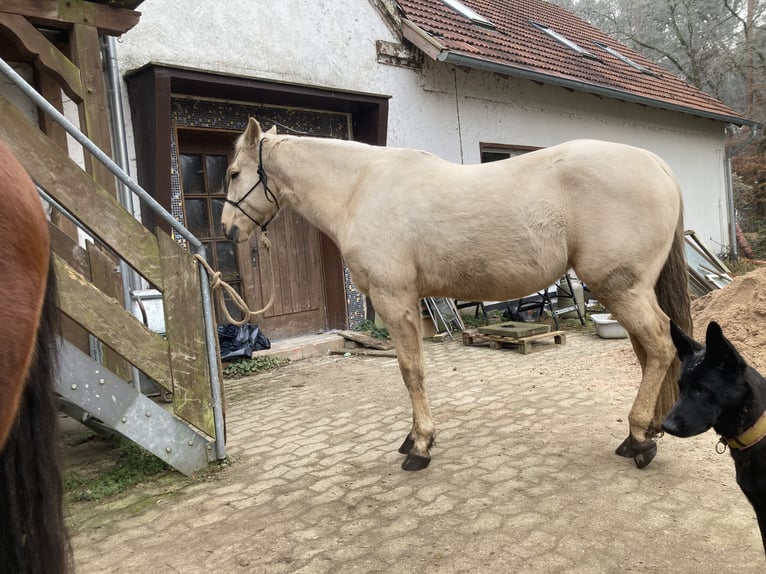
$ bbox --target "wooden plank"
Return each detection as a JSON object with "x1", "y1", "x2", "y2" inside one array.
[
  {"x1": 49, "y1": 222, "x2": 90, "y2": 355},
  {"x1": 0, "y1": 12, "x2": 83, "y2": 102},
  {"x1": 71, "y1": 23, "x2": 116, "y2": 197},
  {"x1": 337, "y1": 331, "x2": 394, "y2": 350},
  {"x1": 54, "y1": 253, "x2": 173, "y2": 391},
  {"x1": 38, "y1": 72, "x2": 81, "y2": 241},
  {"x1": 0, "y1": 92, "x2": 164, "y2": 288},
  {"x1": 330, "y1": 348, "x2": 397, "y2": 358},
  {"x1": 87, "y1": 243, "x2": 131, "y2": 381},
  {"x1": 0, "y1": 1, "x2": 141, "y2": 36},
  {"x1": 158, "y1": 230, "x2": 216, "y2": 438}
]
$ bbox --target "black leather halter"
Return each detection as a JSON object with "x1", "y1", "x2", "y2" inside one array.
[{"x1": 225, "y1": 137, "x2": 279, "y2": 232}]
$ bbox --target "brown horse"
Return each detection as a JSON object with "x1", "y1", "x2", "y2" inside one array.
[
  {"x1": 221, "y1": 118, "x2": 692, "y2": 471},
  {"x1": 0, "y1": 140, "x2": 70, "y2": 573}
]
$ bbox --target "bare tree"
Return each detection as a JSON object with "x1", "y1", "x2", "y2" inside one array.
[{"x1": 551, "y1": 0, "x2": 766, "y2": 119}]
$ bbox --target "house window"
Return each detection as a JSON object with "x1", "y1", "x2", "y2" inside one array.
[
  {"x1": 439, "y1": 0, "x2": 495, "y2": 29},
  {"x1": 529, "y1": 21, "x2": 602, "y2": 62},
  {"x1": 179, "y1": 151, "x2": 244, "y2": 321},
  {"x1": 480, "y1": 144, "x2": 539, "y2": 163}
]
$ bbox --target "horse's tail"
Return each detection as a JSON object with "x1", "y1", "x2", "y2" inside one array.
[
  {"x1": 0, "y1": 260, "x2": 71, "y2": 574},
  {"x1": 653, "y1": 208, "x2": 692, "y2": 424}
]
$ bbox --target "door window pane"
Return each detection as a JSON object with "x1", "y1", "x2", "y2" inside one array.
[
  {"x1": 180, "y1": 154, "x2": 205, "y2": 195},
  {"x1": 222, "y1": 288, "x2": 244, "y2": 323},
  {"x1": 185, "y1": 199, "x2": 210, "y2": 239},
  {"x1": 212, "y1": 199, "x2": 226, "y2": 238},
  {"x1": 216, "y1": 241, "x2": 240, "y2": 282},
  {"x1": 206, "y1": 155, "x2": 228, "y2": 195}
]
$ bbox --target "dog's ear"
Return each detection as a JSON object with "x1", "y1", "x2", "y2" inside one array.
[
  {"x1": 670, "y1": 320, "x2": 701, "y2": 360},
  {"x1": 704, "y1": 321, "x2": 745, "y2": 371}
]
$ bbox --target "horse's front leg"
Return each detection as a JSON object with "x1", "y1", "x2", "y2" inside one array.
[{"x1": 372, "y1": 290, "x2": 435, "y2": 471}]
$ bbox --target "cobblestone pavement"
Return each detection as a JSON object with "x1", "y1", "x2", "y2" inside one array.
[{"x1": 70, "y1": 333, "x2": 764, "y2": 573}]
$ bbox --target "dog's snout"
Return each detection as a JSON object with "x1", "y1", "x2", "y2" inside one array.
[{"x1": 661, "y1": 418, "x2": 679, "y2": 436}]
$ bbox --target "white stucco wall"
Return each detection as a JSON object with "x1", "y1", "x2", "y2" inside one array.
[{"x1": 114, "y1": 0, "x2": 731, "y2": 254}]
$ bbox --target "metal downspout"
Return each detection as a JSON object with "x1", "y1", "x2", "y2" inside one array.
[
  {"x1": 725, "y1": 124, "x2": 761, "y2": 259},
  {"x1": 0, "y1": 57, "x2": 227, "y2": 461},
  {"x1": 102, "y1": 35, "x2": 143, "y2": 392}
]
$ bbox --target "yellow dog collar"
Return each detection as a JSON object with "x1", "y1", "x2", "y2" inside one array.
[{"x1": 725, "y1": 410, "x2": 766, "y2": 450}]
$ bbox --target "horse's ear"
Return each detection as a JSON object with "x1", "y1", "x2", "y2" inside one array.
[
  {"x1": 243, "y1": 117, "x2": 263, "y2": 148},
  {"x1": 670, "y1": 320, "x2": 701, "y2": 360},
  {"x1": 704, "y1": 321, "x2": 745, "y2": 371},
  {"x1": 266, "y1": 125, "x2": 277, "y2": 135}
]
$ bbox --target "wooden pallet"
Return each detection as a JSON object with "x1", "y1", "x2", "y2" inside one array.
[
  {"x1": 477, "y1": 320, "x2": 550, "y2": 338},
  {"x1": 462, "y1": 328, "x2": 566, "y2": 354}
]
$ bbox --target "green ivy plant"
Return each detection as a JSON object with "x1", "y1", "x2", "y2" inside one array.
[
  {"x1": 353, "y1": 319, "x2": 390, "y2": 340},
  {"x1": 222, "y1": 356, "x2": 288, "y2": 379}
]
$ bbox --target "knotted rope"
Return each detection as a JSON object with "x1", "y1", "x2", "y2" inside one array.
[{"x1": 194, "y1": 232, "x2": 276, "y2": 326}]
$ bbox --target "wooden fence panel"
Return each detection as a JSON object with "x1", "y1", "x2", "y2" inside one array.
[{"x1": 158, "y1": 230, "x2": 216, "y2": 438}]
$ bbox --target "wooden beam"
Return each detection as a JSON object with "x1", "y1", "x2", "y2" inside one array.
[
  {"x1": 71, "y1": 22, "x2": 116, "y2": 196},
  {"x1": 87, "y1": 243, "x2": 132, "y2": 381},
  {"x1": 54, "y1": 254, "x2": 173, "y2": 391},
  {"x1": 37, "y1": 67, "x2": 81, "y2": 241},
  {"x1": 49, "y1": 221, "x2": 91, "y2": 355},
  {"x1": 0, "y1": 0, "x2": 141, "y2": 36},
  {"x1": 0, "y1": 12, "x2": 83, "y2": 102},
  {"x1": 0, "y1": 92, "x2": 164, "y2": 289}
]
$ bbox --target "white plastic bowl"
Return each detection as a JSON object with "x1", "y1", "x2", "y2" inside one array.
[{"x1": 590, "y1": 313, "x2": 628, "y2": 339}]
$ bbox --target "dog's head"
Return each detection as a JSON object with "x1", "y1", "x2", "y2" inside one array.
[{"x1": 662, "y1": 321, "x2": 749, "y2": 437}]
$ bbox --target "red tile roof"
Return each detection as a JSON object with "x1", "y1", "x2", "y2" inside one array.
[{"x1": 397, "y1": 0, "x2": 756, "y2": 126}]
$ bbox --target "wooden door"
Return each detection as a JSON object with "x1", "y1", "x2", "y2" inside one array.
[
  {"x1": 250, "y1": 207, "x2": 326, "y2": 338},
  {"x1": 177, "y1": 129, "x2": 328, "y2": 339}
]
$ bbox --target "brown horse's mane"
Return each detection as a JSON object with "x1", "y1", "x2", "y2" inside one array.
[{"x1": 0, "y1": 140, "x2": 71, "y2": 573}]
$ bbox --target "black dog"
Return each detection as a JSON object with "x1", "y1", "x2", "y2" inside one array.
[{"x1": 662, "y1": 320, "x2": 766, "y2": 557}]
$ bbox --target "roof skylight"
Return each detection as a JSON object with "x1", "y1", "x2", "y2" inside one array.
[
  {"x1": 439, "y1": 0, "x2": 496, "y2": 30},
  {"x1": 593, "y1": 41, "x2": 660, "y2": 76},
  {"x1": 529, "y1": 21, "x2": 601, "y2": 62}
]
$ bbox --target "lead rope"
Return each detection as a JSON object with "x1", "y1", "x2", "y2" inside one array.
[{"x1": 194, "y1": 232, "x2": 276, "y2": 326}]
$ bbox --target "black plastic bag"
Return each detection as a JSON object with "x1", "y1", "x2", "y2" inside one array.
[{"x1": 217, "y1": 323, "x2": 271, "y2": 360}]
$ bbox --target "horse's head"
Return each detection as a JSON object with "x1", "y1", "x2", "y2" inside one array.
[{"x1": 221, "y1": 117, "x2": 279, "y2": 243}]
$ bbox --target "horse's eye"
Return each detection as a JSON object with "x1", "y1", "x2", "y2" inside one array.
[{"x1": 230, "y1": 171, "x2": 239, "y2": 180}]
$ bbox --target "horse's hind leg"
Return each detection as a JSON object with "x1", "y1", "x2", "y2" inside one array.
[
  {"x1": 370, "y1": 289, "x2": 435, "y2": 471},
  {"x1": 605, "y1": 292, "x2": 676, "y2": 468}
]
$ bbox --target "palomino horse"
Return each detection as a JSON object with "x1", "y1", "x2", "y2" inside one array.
[
  {"x1": 0, "y1": 140, "x2": 70, "y2": 572},
  {"x1": 222, "y1": 118, "x2": 692, "y2": 471}
]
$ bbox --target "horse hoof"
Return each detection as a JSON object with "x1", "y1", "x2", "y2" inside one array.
[
  {"x1": 615, "y1": 436, "x2": 634, "y2": 458},
  {"x1": 615, "y1": 435, "x2": 657, "y2": 468},
  {"x1": 402, "y1": 451, "x2": 431, "y2": 471},
  {"x1": 398, "y1": 436, "x2": 415, "y2": 454},
  {"x1": 398, "y1": 435, "x2": 434, "y2": 454}
]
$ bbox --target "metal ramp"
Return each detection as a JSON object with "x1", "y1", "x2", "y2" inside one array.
[{"x1": 57, "y1": 341, "x2": 213, "y2": 477}]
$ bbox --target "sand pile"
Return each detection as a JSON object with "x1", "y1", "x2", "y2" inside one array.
[{"x1": 691, "y1": 265, "x2": 766, "y2": 371}]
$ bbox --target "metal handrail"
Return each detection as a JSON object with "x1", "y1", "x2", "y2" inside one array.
[{"x1": 0, "y1": 57, "x2": 226, "y2": 461}]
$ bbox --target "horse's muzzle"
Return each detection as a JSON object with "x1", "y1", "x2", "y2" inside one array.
[{"x1": 223, "y1": 223, "x2": 239, "y2": 242}]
